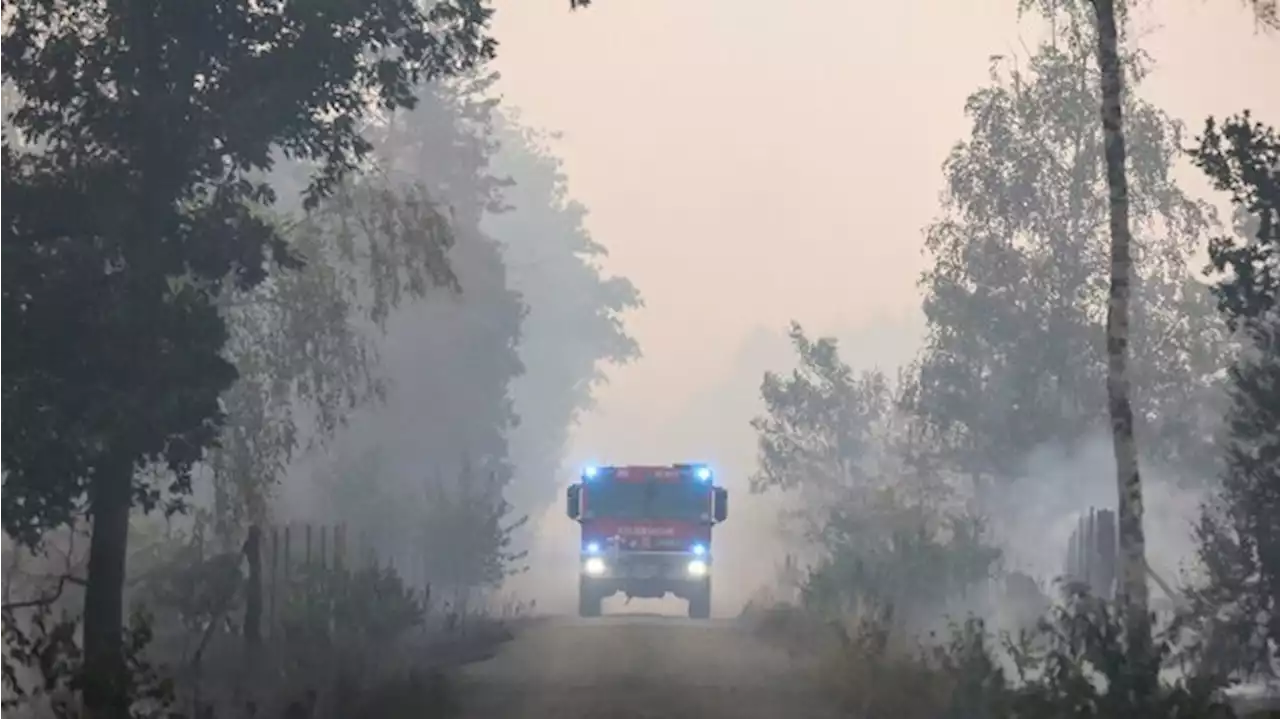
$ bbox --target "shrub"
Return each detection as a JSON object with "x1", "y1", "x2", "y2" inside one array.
[{"x1": 811, "y1": 594, "x2": 1232, "y2": 719}]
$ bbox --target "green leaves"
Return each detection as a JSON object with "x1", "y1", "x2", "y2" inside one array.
[
  {"x1": 1187, "y1": 113, "x2": 1280, "y2": 678},
  {"x1": 2, "y1": 0, "x2": 494, "y2": 542},
  {"x1": 913, "y1": 19, "x2": 1226, "y2": 486},
  {"x1": 751, "y1": 322, "x2": 892, "y2": 496},
  {"x1": 1193, "y1": 114, "x2": 1280, "y2": 330},
  {"x1": 209, "y1": 176, "x2": 457, "y2": 536},
  {"x1": 751, "y1": 324, "x2": 999, "y2": 625}
]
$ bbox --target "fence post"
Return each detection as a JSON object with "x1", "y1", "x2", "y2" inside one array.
[
  {"x1": 284, "y1": 524, "x2": 292, "y2": 626},
  {"x1": 335, "y1": 524, "x2": 345, "y2": 572},
  {"x1": 1096, "y1": 509, "x2": 1117, "y2": 600},
  {"x1": 270, "y1": 527, "x2": 279, "y2": 637},
  {"x1": 320, "y1": 525, "x2": 328, "y2": 570},
  {"x1": 244, "y1": 525, "x2": 263, "y2": 649}
]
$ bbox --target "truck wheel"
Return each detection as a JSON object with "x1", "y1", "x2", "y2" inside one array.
[
  {"x1": 578, "y1": 579, "x2": 603, "y2": 617},
  {"x1": 688, "y1": 583, "x2": 711, "y2": 619}
]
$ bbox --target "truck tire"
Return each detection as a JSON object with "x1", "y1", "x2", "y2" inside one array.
[
  {"x1": 578, "y1": 578, "x2": 603, "y2": 618},
  {"x1": 688, "y1": 583, "x2": 711, "y2": 619}
]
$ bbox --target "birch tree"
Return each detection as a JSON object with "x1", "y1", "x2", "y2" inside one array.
[
  {"x1": 1086, "y1": 0, "x2": 1150, "y2": 655},
  {"x1": 916, "y1": 6, "x2": 1224, "y2": 498}
]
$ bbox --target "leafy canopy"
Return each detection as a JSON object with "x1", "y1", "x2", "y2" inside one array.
[
  {"x1": 1, "y1": 0, "x2": 495, "y2": 544},
  {"x1": 1187, "y1": 113, "x2": 1280, "y2": 676},
  {"x1": 911, "y1": 11, "x2": 1225, "y2": 487}
]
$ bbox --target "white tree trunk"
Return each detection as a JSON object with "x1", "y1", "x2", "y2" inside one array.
[{"x1": 1089, "y1": 0, "x2": 1150, "y2": 651}]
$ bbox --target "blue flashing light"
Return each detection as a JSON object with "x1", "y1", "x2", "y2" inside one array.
[
  {"x1": 585, "y1": 542, "x2": 601, "y2": 554},
  {"x1": 695, "y1": 466, "x2": 712, "y2": 482},
  {"x1": 691, "y1": 543, "x2": 707, "y2": 557},
  {"x1": 583, "y1": 465, "x2": 599, "y2": 480}
]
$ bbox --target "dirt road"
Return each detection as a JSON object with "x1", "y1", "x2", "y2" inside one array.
[{"x1": 451, "y1": 612, "x2": 844, "y2": 719}]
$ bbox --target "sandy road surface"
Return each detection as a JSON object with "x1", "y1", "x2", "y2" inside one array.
[{"x1": 451, "y1": 613, "x2": 844, "y2": 719}]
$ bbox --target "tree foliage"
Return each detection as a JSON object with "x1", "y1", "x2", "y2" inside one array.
[
  {"x1": 751, "y1": 323, "x2": 1000, "y2": 629},
  {"x1": 419, "y1": 457, "x2": 530, "y2": 594},
  {"x1": 751, "y1": 322, "x2": 895, "y2": 500},
  {"x1": 484, "y1": 110, "x2": 642, "y2": 512},
  {"x1": 210, "y1": 178, "x2": 456, "y2": 541},
  {"x1": 2, "y1": 0, "x2": 495, "y2": 708},
  {"x1": 1187, "y1": 113, "x2": 1280, "y2": 677},
  {"x1": 297, "y1": 75, "x2": 528, "y2": 597},
  {"x1": 1241, "y1": 0, "x2": 1279, "y2": 29},
  {"x1": 2, "y1": 0, "x2": 496, "y2": 544},
  {"x1": 911, "y1": 10, "x2": 1227, "y2": 491}
]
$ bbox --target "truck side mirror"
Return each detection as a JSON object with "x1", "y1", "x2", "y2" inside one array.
[
  {"x1": 566, "y1": 483, "x2": 582, "y2": 520},
  {"x1": 713, "y1": 487, "x2": 728, "y2": 523}
]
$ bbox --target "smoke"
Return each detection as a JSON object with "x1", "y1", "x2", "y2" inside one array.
[
  {"x1": 507, "y1": 313, "x2": 924, "y2": 618},
  {"x1": 985, "y1": 432, "x2": 1209, "y2": 595}
]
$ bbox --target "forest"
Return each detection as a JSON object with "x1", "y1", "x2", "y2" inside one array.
[
  {"x1": 741, "y1": 2, "x2": 1278, "y2": 717},
  {"x1": 2, "y1": 0, "x2": 1277, "y2": 718},
  {"x1": 2, "y1": 1, "x2": 638, "y2": 716}
]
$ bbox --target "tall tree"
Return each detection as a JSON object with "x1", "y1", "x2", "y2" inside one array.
[
  {"x1": 914, "y1": 7, "x2": 1223, "y2": 499},
  {"x1": 1188, "y1": 114, "x2": 1279, "y2": 677},
  {"x1": 1, "y1": 0, "x2": 493, "y2": 712},
  {"x1": 1086, "y1": 0, "x2": 1149, "y2": 655},
  {"x1": 484, "y1": 111, "x2": 642, "y2": 513},
  {"x1": 310, "y1": 74, "x2": 527, "y2": 591}
]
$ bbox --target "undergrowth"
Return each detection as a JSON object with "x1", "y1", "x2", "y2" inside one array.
[
  {"x1": 3, "y1": 544, "x2": 525, "y2": 719},
  {"x1": 745, "y1": 591, "x2": 1241, "y2": 719}
]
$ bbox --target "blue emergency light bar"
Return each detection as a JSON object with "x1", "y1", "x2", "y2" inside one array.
[{"x1": 580, "y1": 463, "x2": 714, "y2": 481}]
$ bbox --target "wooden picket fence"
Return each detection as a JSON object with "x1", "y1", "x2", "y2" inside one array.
[
  {"x1": 241, "y1": 522, "x2": 387, "y2": 645},
  {"x1": 1061, "y1": 507, "x2": 1184, "y2": 614},
  {"x1": 1063, "y1": 507, "x2": 1117, "y2": 599}
]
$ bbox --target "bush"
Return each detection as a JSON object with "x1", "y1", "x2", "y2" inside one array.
[
  {"x1": 800, "y1": 593, "x2": 1234, "y2": 719},
  {"x1": 797, "y1": 491, "x2": 1002, "y2": 636},
  {"x1": 4, "y1": 538, "x2": 520, "y2": 719}
]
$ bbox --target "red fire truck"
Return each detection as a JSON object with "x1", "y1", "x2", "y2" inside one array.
[{"x1": 565, "y1": 463, "x2": 729, "y2": 619}]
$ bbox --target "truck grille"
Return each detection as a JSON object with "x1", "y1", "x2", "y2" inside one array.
[{"x1": 608, "y1": 551, "x2": 697, "y2": 579}]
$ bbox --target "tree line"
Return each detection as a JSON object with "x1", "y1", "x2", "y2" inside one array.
[
  {"x1": 746, "y1": 0, "x2": 1277, "y2": 705},
  {"x1": 3, "y1": 0, "x2": 632, "y2": 716}
]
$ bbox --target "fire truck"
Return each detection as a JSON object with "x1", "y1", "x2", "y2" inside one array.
[{"x1": 565, "y1": 463, "x2": 728, "y2": 619}]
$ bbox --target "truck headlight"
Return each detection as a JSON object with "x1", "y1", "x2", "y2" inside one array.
[
  {"x1": 686, "y1": 559, "x2": 708, "y2": 577},
  {"x1": 584, "y1": 557, "x2": 607, "y2": 575}
]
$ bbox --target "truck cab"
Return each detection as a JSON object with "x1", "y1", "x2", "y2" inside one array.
[{"x1": 565, "y1": 463, "x2": 728, "y2": 619}]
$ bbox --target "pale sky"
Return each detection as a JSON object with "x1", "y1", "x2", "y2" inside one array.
[{"x1": 487, "y1": 0, "x2": 1278, "y2": 469}]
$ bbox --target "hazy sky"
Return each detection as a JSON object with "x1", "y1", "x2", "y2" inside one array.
[{"x1": 486, "y1": 0, "x2": 1279, "y2": 468}]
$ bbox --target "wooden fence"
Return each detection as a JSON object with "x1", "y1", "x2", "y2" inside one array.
[
  {"x1": 1063, "y1": 507, "x2": 1117, "y2": 599},
  {"x1": 241, "y1": 522, "x2": 389, "y2": 645},
  {"x1": 1061, "y1": 507, "x2": 1184, "y2": 613}
]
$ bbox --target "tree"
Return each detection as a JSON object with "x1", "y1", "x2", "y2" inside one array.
[
  {"x1": 2, "y1": 0, "x2": 494, "y2": 711},
  {"x1": 210, "y1": 178, "x2": 457, "y2": 544},
  {"x1": 1085, "y1": 0, "x2": 1150, "y2": 658},
  {"x1": 750, "y1": 323, "x2": 999, "y2": 630},
  {"x1": 751, "y1": 323, "x2": 895, "y2": 502},
  {"x1": 484, "y1": 110, "x2": 642, "y2": 513},
  {"x1": 914, "y1": 6, "x2": 1224, "y2": 499},
  {"x1": 419, "y1": 456, "x2": 530, "y2": 599},
  {"x1": 1187, "y1": 114, "x2": 1280, "y2": 677},
  {"x1": 302, "y1": 74, "x2": 529, "y2": 594},
  {"x1": 1241, "y1": 0, "x2": 1279, "y2": 28}
]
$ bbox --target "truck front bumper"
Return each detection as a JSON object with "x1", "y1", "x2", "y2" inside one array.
[{"x1": 580, "y1": 550, "x2": 709, "y2": 599}]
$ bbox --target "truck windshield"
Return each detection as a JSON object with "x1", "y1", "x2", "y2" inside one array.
[{"x1": 586, "y1": 481, "x2": 710, "y2": 521}]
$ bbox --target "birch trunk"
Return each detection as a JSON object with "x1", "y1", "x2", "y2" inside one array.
[{"x1": 1089, "y1": 0, "x2": 1150, "y2": 653}]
